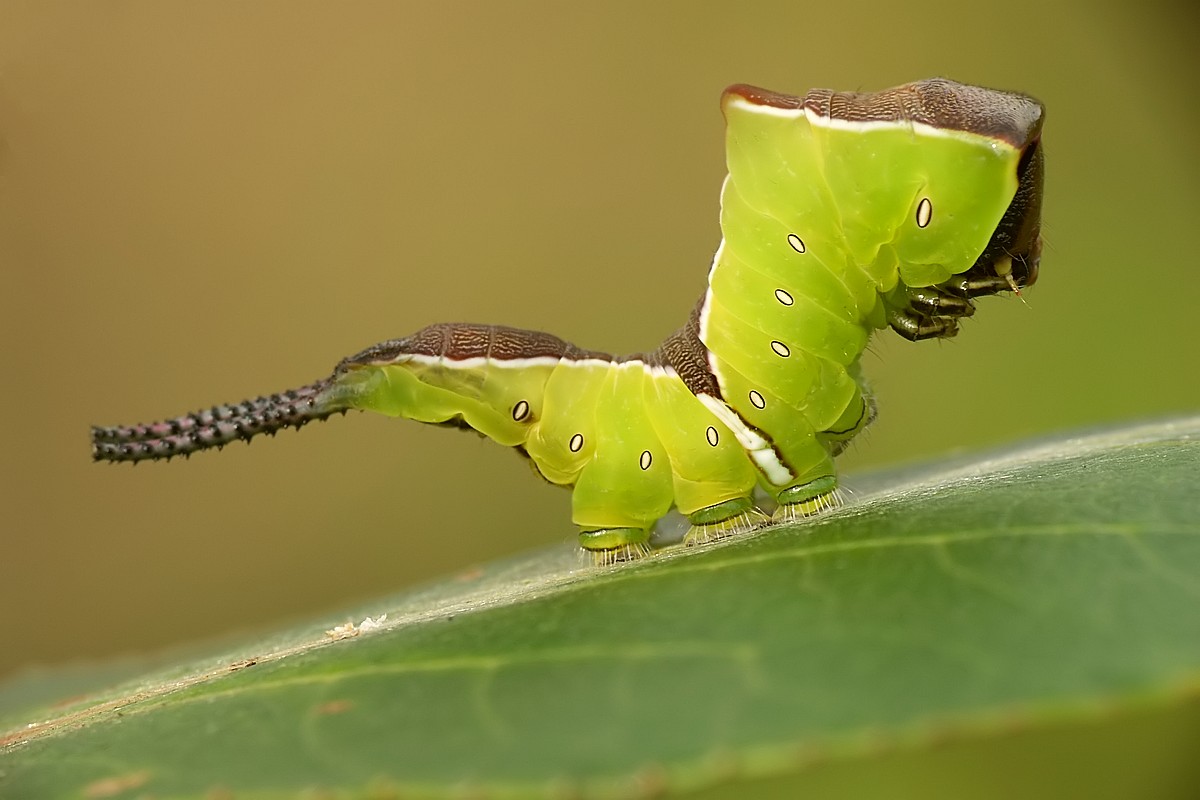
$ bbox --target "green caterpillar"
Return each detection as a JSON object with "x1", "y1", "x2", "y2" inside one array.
[{"x1": 92, "y1": 78, "x2": 1045, "y2": 563}]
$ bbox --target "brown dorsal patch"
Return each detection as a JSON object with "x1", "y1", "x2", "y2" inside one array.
[
  {"x1": 725, "y1": 78, "x2": 1044, "y2": 149},
  {"x1": 337, "y1": 323, "x2": 614, "y2": 370},
  {"x1": 654, "y1": 295, "x2": 722, "y2": 399}
]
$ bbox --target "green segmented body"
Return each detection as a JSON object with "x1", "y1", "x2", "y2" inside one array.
[{"x1": 93, "y1": 78, "x2": 1045, "y2": 561}]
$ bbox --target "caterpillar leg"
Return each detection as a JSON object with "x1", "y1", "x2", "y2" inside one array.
[
  {"x1": 772, "y1": 475, "x2": 843, "y2": 522},
  {"x1": 578, "y1": 526, "x2": 653, "y2": 565},
  {"x1": 887, "y1": 284, "x2": 977, "y2": 342},
  {"x1": 683, "y1": 496, "x2": 769, "y2": 547}
]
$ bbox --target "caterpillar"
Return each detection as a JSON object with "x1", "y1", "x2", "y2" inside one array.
[{"x1": 92, "y1": 78, "x2": 1045, "y2": 563}]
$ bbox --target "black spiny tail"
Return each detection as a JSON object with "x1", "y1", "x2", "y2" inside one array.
[{"x1": 91, "y1": 379, "x2": 346, "y2": 463}]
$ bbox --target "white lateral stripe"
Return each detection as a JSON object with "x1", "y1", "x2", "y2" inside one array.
[
  {"x1": 751, "y1": 449, "x2": 793, "y2": 486},
  {"x1": 401, "y1": 354, "x2": 644, "y2": 371},
  {"x1": 402, "y1": 354, "x2": 563, "y2": 370},
  {"x1": 724, "y1": 95, "x2": 1014, "y2": 148},
  {"x1": 696, "y1": 394, "x2": 793, "y2": 484},
  {"x1": 808, "y1": 114, "x2": 1001, "y2": 147},
  {"x1": 698, "y1": 182, "x2": 728, "y2": 391},
  {"x1": 402, "y1": 354, "x2": 687, "y2": 385},
  {"x1": 696, "y1": 394, "x2": 765, "y2": 449},
  {"x1": 724, "y1": 97, "x2": 805, "y2": 119},
  {"x1": 700, "y1": 236, "x2": 726, "y2": 391}
]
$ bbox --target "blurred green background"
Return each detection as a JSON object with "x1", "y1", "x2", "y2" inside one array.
[{"x1": 0, "y1": 0, "x2": 1196, "y2": 681}]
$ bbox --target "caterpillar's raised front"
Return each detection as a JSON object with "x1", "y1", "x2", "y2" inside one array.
[{"x1": 92, "y1": 78, "x2": 1045, "y2": 563}]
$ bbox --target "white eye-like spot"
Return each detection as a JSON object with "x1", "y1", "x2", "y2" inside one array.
[
  {"x1": 749, "y1": 390, "x2": 766, "y2": 409},
  {"x1": 916, "y1": 197, "x2": 933, "y2": 228},
  {"x1": 775, "y1": 288, "x2": 794, "y2": 306},
  {"x1": 512, "y1": 400, "x2": 530, "y2": 421},
  {"x1": 569, "y1": 433, "x2": 584, "y2": 453},
  {"x1": 639, "y1": 450, "x2": 652, "y2": 470},
  {"x1": 786, "y1": 233, "x2": 806, "y2": 253},
  {"x1": 706, "y1": 426, "x2": 719, "y2": 446},
  {"x1": 770, "y1": 340, "x2": 790, "y2": 358}
]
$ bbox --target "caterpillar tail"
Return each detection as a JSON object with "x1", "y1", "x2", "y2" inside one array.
[{"x1": 90, "y1": 379, "x2": 348, "y2": 463}]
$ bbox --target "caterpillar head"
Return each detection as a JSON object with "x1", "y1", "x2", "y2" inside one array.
[
  {"x1": 721, "y1": 78, "x2": 1044, "y2": 301},
  {"x1": 950, "y1": 124, "x2": 1044, "y2": 298},
  {"x1": 921, "y1": 80, "x2": 1044, "y2": 299}
]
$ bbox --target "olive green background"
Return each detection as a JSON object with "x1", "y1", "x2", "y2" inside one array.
[{"x1": 0, "y1": 0, "x2": 1196, "y2": 681}]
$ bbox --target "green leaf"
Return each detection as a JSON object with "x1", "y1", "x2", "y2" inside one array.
[{"x1": 3, "y1": 418, "x2": 1199, "y2": 799}]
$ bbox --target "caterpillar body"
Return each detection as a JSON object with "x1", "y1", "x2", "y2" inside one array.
[{"x1": 92, "y1": 78, "x2": 1045, "y2": 563}]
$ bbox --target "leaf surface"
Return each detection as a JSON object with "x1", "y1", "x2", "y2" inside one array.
[{"x1": 3, "y1": 418, "x2": 1199, "y2": 798}]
